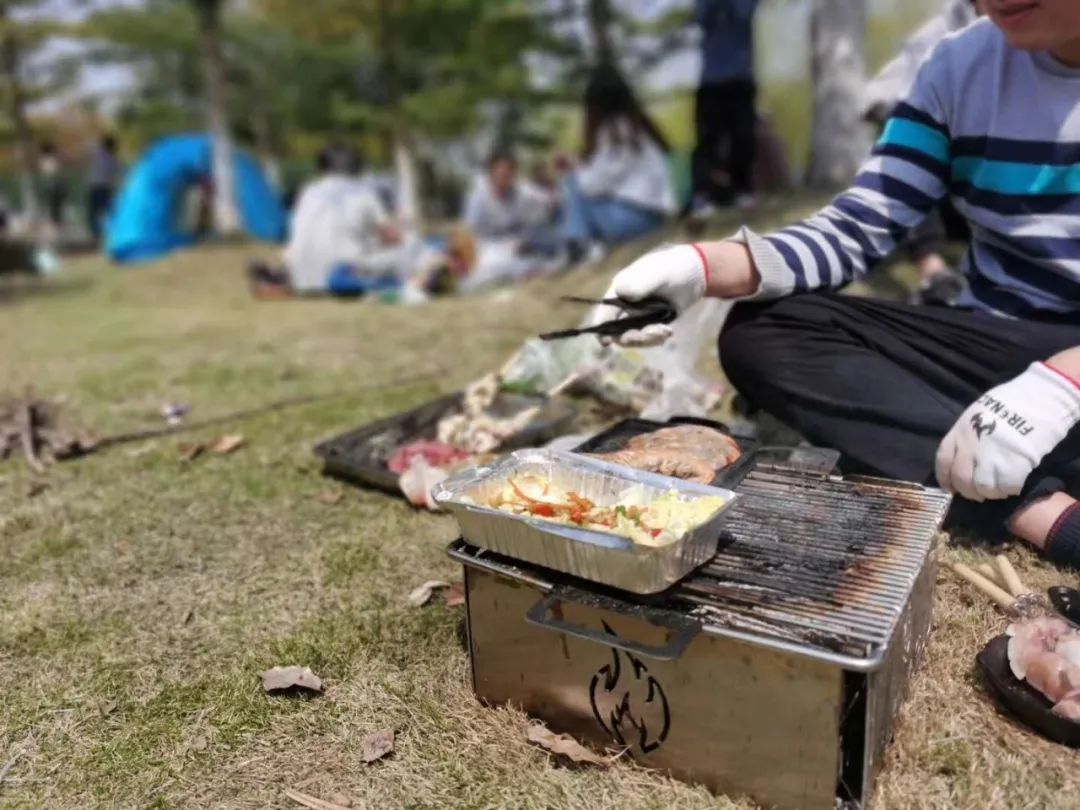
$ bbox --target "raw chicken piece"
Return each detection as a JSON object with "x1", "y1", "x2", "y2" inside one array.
[
  {"x1": 1006, "y1": 617, "x2": 1075, "y2": 679},
  {"x1": 1024, "y1": 653, "x2": 1074, "y2": 703},
  {"x1": 398, "y1": 457, "x2": 449, "y2": 510},
  {"x1": 1052, "y1": 690, "x2": 1080, "y2": 721},
  {"x1": 1008, "y1": 626, "x2": 1053, "y2": 680},
  {"x1": 1055, "y1": 635, "x2": 1080, "y2": 667}
]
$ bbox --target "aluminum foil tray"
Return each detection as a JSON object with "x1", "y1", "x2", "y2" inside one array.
[{"x1": 432, "y1": 449, "x2": 738, "y2": 594}]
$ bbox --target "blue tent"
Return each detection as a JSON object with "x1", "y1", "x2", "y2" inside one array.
[{"x1": 106, "y1": 133, "x2": 287, "y2": 263}]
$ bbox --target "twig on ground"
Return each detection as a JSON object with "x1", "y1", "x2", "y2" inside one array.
[
  {"x1": 0, "y1": 730, "x2": 34, "y2": 786},
  {"x1": 284, "y1": 787, "x2": 353, "y2": 810},
  {"x1": 90, "y1": 370, "x2": 445, "y2": 455},
  {"x1": 17, "y1": 400, "x2": 44, "y2": 474}
]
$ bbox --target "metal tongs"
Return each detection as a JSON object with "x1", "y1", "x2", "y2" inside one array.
[{"x1": 538, "y1": 295, "x2": 677, "y2": 341}]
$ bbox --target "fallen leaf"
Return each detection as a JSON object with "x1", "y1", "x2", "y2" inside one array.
[
  {"x1": 260, "y1": 665, "x2": 324, "y2": 695},
  {"x1": 317, "y1": 491, "x2": 343, "y2": 505},
  {"x1": 329, "y1": 794, "x2": 353, "y2": 808},
  {"x1": 525, "y1": 723, "x2": 609, "y2": 767},
  {"x1": 177, "y1": 441, "x2": 205, "y2": 462},
  {"x1": 442, "y1": 581, "x2": 466, "y2": 607},
  {"x1": 210, "y1": 434, "x2": 245, "y2": 454},
  {"x1": 407, "y1": 580, "x2": 449, "y2": 607},
  {"x1": 360, "y1": 728, "x2": 395, "y2": 763}
]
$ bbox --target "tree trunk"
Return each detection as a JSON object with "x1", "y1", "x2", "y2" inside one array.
[
  {"x1": 252, "y1": 110, "x2": 281, "y2": 190},
  {"x1": 392, "y1": 129, "x2": 421, "y2": 230},
  {"x1": 377, "y1": 0, "x2": 422, "y2": 228},
  {"x1": 0, "y1": 22, "x2": 39, "y2": 223},
  {"x1": 194, "y1": 0, "x2": 240, "y2": 234},
  {"x1": 587, "y1": 0, "x2": 616, "y2": 67},
  {"x1": 806, "y1": 0, "x2": 869, "y2": 188}
]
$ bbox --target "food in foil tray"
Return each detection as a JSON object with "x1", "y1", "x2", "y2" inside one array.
[
  {"x1": 591, "y1": 425, "x2": 742, "y2": 484},
  {"x1": 482, "y1": 473, "x2": 728, "y2": 547}
]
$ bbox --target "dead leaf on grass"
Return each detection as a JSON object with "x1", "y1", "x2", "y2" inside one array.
[
  {"x1": 260, "y1": 665, "x2": 324, "y2": 695},
  {"x1": 407, "y1": 580, "x2": 449, "y2": 607},
  {"x1": 525, "y1": 723, "x2": 610, "y2": 766},
  {"x1": 177, "y1": 441, "x2": 205, "y2": 462},
  {"x1": 317, "y1": 490, "x2": 343, "y2": 505},
  {"x1": 210, "y1": 434, "x2": 245, "y2": 454},
  {"x1": 360, "y1": 728, "x2": 395, "y2": 763},
  {"x1": 189, "y1": 733, "x2": 209, "y2": 752},
  {"x1": 443, "y1": 581, "x2": 466, "y2": 607}
]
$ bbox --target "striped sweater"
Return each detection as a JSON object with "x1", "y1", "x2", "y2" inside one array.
[{"x1": 738, "y1": 18, "x2": 1080, "y2": 319}]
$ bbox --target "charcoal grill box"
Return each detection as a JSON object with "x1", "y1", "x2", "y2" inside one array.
[{"x1": 449, "y1": 466, "x2": 952, "y2": 810}]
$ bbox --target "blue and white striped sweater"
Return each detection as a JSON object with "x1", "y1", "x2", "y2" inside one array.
[{"x1": 738, "y1": 19, "x2": 1080, "y2": 319}]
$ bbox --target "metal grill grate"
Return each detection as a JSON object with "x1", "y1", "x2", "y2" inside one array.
[{"x1": 674, "y1": 467, "x2": 952, "y2": 659}]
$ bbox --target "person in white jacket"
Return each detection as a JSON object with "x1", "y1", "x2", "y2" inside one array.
[
  {"x1": 283, "y1": 146, "x2": 420, "y2": 294},
  {"x1": 561, "y1": 67, "x2": 676, "y2": 258}
]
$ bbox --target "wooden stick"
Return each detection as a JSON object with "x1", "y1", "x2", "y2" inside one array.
[
  {"x1": 952, "y1": 563, "x2": 1017, "y2": 610},
  {"x1": 976, "y1": 563, "x2": 1006, "y2": 589},
  {"x1": 17, "y1": 400, "x2": 45, "y2": 474},
  {"x1": 284, "y1": 788, "x2": 352, "y2": 810},
  {"x1": 995, "y1": 554, "x2": 1027, "y2": 598}
]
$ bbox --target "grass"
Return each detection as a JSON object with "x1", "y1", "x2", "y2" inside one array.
[{"x1": 1, "y1": 198, "x2": 1078, "y2": 809}]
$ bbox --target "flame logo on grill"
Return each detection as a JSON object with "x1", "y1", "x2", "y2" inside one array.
[{"x1": 588, "y1": 622, "x2": 671, "y2": 754}]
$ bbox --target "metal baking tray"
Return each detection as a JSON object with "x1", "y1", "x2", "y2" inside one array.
[
  {"x1": 572, "y1": 416, "x2": 758, "y2": 488},
  {"x1": 314, "y1": 392, "x2": 576, "y2": 494},
  {"x1": 431, "y1": 448, "x2": 738, "y2": 594}
]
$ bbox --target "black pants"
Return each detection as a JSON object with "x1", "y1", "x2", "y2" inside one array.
[
  {"x1": 720, "y1": 294, "x2": 1080, "y2": 523},
  {"x1": 87, "y1": 185, "x2": 113, "y2": 240},
  {"x1": 691, "y1": 79, "x2": 756, "y2": 204}
]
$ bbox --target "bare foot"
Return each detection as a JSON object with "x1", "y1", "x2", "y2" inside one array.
[{"x1": 1007, "y1": 492, "x2": 1078, "y2": 550}]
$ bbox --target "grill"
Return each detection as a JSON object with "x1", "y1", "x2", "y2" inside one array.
[{"x1": 449, "y1": 461, "x2": 952, "y2": 809}]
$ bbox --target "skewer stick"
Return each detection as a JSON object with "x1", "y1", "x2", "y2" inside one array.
[
  {"x1": 976, "y1": 563, "x2": 1006, "y2": 589},
  {"x1": 995, "y1": 554, "x2": 1027, "y2": 598},
  {"x1": 952, "y1": 563, "x2": 1017, "y2": 610}
]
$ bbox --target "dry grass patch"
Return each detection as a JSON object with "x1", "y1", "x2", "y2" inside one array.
[{"x1": 2, "y1": 199, "x2": 1075, "y2": 808}]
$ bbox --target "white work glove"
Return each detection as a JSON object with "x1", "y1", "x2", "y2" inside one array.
[
  {"x1": 595, "y1": 244, "x2": 709, "y2": 347},
  {"x1": 935, "y1": 362, "x2": 1080, "y2": 501}
]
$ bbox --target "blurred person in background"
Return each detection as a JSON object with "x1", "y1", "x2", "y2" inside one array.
[
  {"x1": 38, "y1": 141, "x2": 67, "y2": 231},
  {"x1": 463, "y1": 151, "x2": 559, "y2": 241},
  {"x1": 86, "y1": 135, "x2": 121, "y2": 243},
  {"x1": 457, "y1": 150, "x2": 564, "y2": 291},
  {"x1": 561, "y1": 66, "x2": 675, "y2": 263},
  {"x1": 864, "y1": 0, "x2": 986, "y2": 306},
  {"x1": 686, "y1": 0, "x2": 760, "y2": 218},
  {"x1": 251, "y1": 144, "x2": 420, "y2": 298}
]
